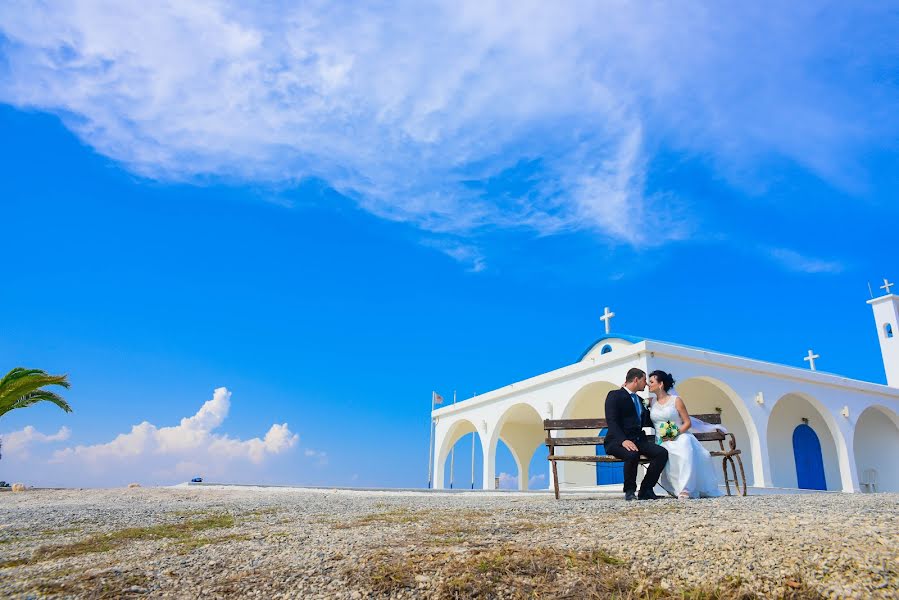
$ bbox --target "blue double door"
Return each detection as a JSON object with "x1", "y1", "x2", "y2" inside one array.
[
  {"x1": 595, "y1": 428, "x2": 624, "y2": 485},
  {"x1": 793, "y1": 424, "x2": 827, "y2": 490}
]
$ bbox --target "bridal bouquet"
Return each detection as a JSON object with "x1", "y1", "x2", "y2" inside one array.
[{"x1": 656, "y1": 420, "x2": 679, "y2": 443}]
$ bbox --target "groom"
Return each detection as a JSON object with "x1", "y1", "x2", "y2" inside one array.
[{"x1": 604, "y1": 367, "x2": 668, "y2": 500}]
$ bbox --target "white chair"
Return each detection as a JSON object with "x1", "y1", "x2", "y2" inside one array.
[{"x1": 860, "y1": 468, "x2": 878, "y2": 493}]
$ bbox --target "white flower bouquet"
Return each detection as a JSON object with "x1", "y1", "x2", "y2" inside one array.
[{"x1": 656, "y1": 420, "x2": 679, "y2": 443}]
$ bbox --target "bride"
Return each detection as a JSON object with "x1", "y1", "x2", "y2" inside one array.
[{"x1": 647, "y1": 370, "x2": 723, "y2": 499}]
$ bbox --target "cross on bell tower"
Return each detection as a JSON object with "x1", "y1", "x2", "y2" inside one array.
[
  {"x1": 881, "y1": 278, "x2": 894, "y2": 295},
  {"x1": 600, "y1": 306, "x2": 615, "y2": 334}
]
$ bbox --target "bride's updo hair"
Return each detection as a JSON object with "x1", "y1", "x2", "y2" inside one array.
[{"x1": 648, "y1": 370, "x2": 676, "y2": 391}]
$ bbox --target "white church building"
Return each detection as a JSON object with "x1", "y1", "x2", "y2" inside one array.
[{"x1": 431, "y1": 280, "x2": 899, "y2": 494}]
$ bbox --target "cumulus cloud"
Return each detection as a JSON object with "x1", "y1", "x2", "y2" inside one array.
[
  {"x1": 1, "y1": 1, "x2": 893, "y2": 263},
  {"x1": 52, "y1": 387, "x2": 297, "y2": 466},
  {"x1": 1, "y1": 425, "x2": 70, "y2": 458},
  {"x1": 1, "y1": 387, "x2": 301, "y2": 486},
  {"x1": 497, "y1": 471, "x2": 546, "y2": 490}
]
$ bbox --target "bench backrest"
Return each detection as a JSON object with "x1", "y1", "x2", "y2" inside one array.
[
  {"x1": 543, "y1": 413, "x2": 721, "y2": 431},
  {"x1": 544, "y1": 413, "x2": 725, "y2": 444}
]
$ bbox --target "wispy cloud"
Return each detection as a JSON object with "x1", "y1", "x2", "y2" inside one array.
[
  {"x1": 1, "y1": 387, "x2": 302, "y2": 486},
  {"x1": 767, "y1": 247, "x2": 845, "y2": 274},
  {"x1": 0, "y1": 2, "x2": 893, "y2": 258},
  {"x1": 303, "y1": 448, "x2": 328, "y2": 466},
  {"x1": 421, "y1": 238, "x2": 487, "y2": 272}
]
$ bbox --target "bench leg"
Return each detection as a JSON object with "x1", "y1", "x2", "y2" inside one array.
[
  {"x1": 722, "y1": 457, "x2": 732, "y2": 496},
  {"x1": 550, "y1": 459, "x2": 560, "y2": 500},
  {"x1": 734, "y1": 454, "x2": 748, "y2": 496}
]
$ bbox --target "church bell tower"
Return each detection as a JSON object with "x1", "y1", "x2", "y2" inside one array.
[{"x1": 868, "y1": 278, "x2": 899, "y2": 387}]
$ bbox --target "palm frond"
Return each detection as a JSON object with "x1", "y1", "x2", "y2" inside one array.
[
  {"x1": 0, "y1": 370, "x2": 70, "y2": 407},
  {"x1": 0, "y1": 368, "x2": 45, "y2": 388},
  {"x1": 0, "y1": 367, "x2": 72, "y2": 420},
  {"x1": 0, "y1": 390, "x2": 73, "y2": 418}
]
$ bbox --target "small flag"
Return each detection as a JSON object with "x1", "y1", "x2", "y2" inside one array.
[{"x1": 432, "y1": 391, "x2": 444, "y2": 404}]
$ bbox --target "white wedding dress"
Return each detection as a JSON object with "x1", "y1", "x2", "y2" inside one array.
[{"x1": 649, "y1": 395, "x2": 723, "y2": 498}]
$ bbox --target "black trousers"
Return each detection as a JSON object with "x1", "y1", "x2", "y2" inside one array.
[{"x1": 604, "y1": 437, "x2": 669, "y2": 494}]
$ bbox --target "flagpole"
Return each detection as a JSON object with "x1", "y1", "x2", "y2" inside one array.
[
  {"x1": 449, "y1": 390, "x2": 456, "y2": 489},
  {"x1": 427, "y1": 391, "x2": 435, "y2": 489}
]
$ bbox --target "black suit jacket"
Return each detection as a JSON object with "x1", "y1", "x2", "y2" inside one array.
[{"x1": 603, "y1": 387, "x2": 652, "y2": 448}]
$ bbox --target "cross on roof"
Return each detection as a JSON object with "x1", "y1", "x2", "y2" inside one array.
[
  {"x1": 882, "y1": 278, "x2": 895, "y2": 295},
  {"x1": 803, "y1": 349, "x2": 820, "y2": 371},
  {"x1": 600, "y1": 306, "x2": 615, "y2": 334}
]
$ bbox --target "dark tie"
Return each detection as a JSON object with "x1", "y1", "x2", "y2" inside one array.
[{"x1": 631, "y1": 393, "x2": 642, "y2": 424}]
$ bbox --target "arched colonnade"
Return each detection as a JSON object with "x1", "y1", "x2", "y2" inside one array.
[{"x1": 434, "y1": 377, "x2": 899, "y2": 493}]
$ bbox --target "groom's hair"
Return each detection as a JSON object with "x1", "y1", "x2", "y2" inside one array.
[{"x1": 625, "y1": 368, "x2": 646, "y2": 382}]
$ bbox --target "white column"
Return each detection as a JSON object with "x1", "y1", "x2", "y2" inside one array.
[
  {"x1": 835, "y1": 420, "x2": 860, "y2": 493},
  {"x1": 482, "y1": 442, "x2": 496, "y2": 490},
  {"x1": 518, "y1": 458, "x2": 529, "y2": 491},
  {"x1": 432, "y1": 420, "x2": 450, "y2": 490}
]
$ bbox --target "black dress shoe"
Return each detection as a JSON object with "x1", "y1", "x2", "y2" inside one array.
[
  {"x1": 624, "y1": 492, "x2": 637, "y2": 501},
  {"x1": 638, "y1": 491, "x2": 662, "y2": 500}
]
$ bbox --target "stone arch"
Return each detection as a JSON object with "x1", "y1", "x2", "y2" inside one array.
[
  {"x1": 436, "y1": 418, "x2": 482, "y2": 489},
  {"x1": 487, "y1": 403, "x2": 545, "y2": 491},
  {"x1": 675, "y1": 376, "x2": 759, "y2": 487},
  {"x1": 558, "y1": 380, "x2": 619, "y2": 487},
  {"x1": 853, "y1": 405, "x2": 899, "y2": 492},
  {"x1": 767, "y1": 392, "x2": 845, "y2": 491}
]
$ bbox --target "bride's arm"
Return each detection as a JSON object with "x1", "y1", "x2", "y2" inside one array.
[{"x1": 674, "y1": 397, "x2": 692, "y2": 433}]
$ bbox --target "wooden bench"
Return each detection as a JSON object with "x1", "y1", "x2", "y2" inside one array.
[{"x1": 544, "y1": 413, "x2": 747, "y2": 499}]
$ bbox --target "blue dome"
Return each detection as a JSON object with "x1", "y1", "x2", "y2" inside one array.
[{"x1": 578, "y1": 334, "x2": 645, "y2": 361}]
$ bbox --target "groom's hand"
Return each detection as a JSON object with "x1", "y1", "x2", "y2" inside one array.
[{"x1": 622, "y1": 440, "x2": 638, "y2": 452}]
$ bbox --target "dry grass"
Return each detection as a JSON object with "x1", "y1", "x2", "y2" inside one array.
[
  {"x1": 39, "y1": 527, "x2": 82, "y2": 536},
  {"x1": 0, "y1": 526, "x2": 82, "y2": 546},
  {"x1": 1, "y1": 514, "x2": 237, "y2": 567},
  {"x1": 174, "y1": 533, "x2": 251, "y2": 554},
  {"x1": 349, "y1": 545, "x2": 825, "y2": 600},
  {"x1": 28, "y1": 569, "x2": 151, "y2": 599},
  {"x1": 427, "y1": 522, "x2": 481, "y2": 537},
  {"x1": 242, "y1": 506, "x2": 281, "y2": 518}
]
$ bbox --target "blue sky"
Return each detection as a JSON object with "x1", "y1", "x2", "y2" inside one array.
[{"x1": 0, "y1": 2, "x2": 897, "y2": 488}]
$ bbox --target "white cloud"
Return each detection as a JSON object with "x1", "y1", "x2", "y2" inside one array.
[
  {"x1": 52, "y1": 387, "x2": 297, "y2": 466},
  {"x1": 497, "y1": 471, "x2": 517, "y2": 489},
  {"x1": 2, "y1": 2, "x2": 891, "y2": 262},
  {"x1": 767, "y1": 247, "x2": 845, "y2": 274},
  {"x1": 303, "y1": 448, "x2": 328, "y2": 465},
  {"x1": 2, "y1": 387, "x2": 300, "y2": 486},
  {"x1": 496, "y1": 471, "x2": 546, "y2": 490},
  {"x1": 421, "y1": 238, "x2": 487, "y2": 273},
  {"x1": 1, "y1": 425, "x2": 70, "y2": 458}
]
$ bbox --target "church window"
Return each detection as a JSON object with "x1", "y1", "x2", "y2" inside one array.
[
  {"x1": 600, "y1": 344, "x2": 613, "y2": 355},
  {"x1": 886, "y1": 323, "x2": 894, "y2": 339}
]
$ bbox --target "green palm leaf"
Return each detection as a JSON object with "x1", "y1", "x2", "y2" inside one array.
[
  {"x1": 2, "y1": 390, "x2": 73, "y2": 417},
  {"x1": 0, "y1": 367, "x2": 72, "y2": 419}
]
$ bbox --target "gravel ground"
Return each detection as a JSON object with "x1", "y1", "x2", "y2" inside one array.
[{"x1": 0, "y1": 486, "x2": 896, "y2": 599}]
